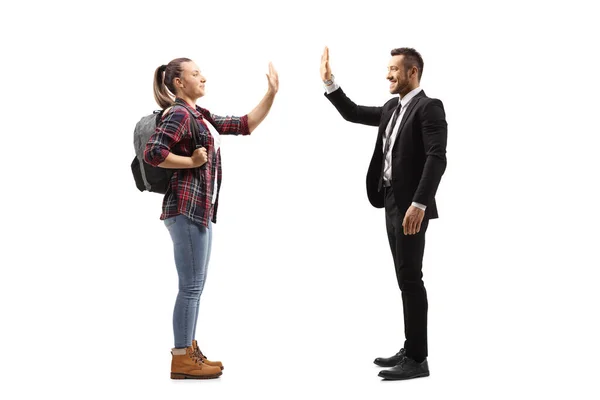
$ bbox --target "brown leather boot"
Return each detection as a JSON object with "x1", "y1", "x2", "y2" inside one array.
[
  {"x1": 192, "y1": 340, "x2": 224, "y2": 370},
  {"x1": 170, "y1": 346, "x2": 222, "y2": 379}
]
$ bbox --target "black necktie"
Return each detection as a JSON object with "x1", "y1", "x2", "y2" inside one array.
[{"x1": 379, "y1": 101, "x2": 403, "y2": 190}]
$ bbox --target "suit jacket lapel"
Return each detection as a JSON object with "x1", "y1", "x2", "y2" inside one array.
[{"x1": 396, "y1": 91, "x2": 426, "y2": 137}]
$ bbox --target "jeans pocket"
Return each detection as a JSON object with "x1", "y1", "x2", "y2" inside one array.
[{"x1": 163, "y1": 215, "x2": 178, "y2": 228}]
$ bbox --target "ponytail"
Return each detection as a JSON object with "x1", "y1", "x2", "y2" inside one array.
[
  {"x1": 152, "y1": 58, "x2": 192, "y2": 109},
  {"x1": 153, "y1": 64, "x2": 173, "y2": 109}
]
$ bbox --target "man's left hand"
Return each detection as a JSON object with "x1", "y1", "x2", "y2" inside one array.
[{"x1": 402, "y1": 205, "x2": 425, "y2": 235}]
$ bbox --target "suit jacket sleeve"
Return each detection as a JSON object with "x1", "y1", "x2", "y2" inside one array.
[
  {"x1": 413, "y1": 99, "x2": 447, "y2": 206},
  {"x1": 324, "y1": 87, "x2": 382, "y2": 126}
]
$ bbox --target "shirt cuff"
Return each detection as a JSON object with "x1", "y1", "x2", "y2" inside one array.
[
  {"x1": 324, "y1": 79, "x2": 339, "y2": 94},
  {"x1": 412, "y1": 201, "x2": 427, "y2": 211},
  {"x1": 240, "y1": 114, "x2": 250, "y2": 135},
  {"x1": 144, "y1": 147, "x2": 170, "y2": 167}
]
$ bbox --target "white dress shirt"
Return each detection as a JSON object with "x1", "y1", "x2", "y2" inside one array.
[
  {"x1": 382, "y1": 86, "x2": 422, "y2": 183},
  {"x1": 325, "y1": 78, "x2": 426, "y2": 211}
]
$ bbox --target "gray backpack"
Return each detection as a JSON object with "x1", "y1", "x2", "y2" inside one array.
[{"x1": 131, "y1": 108, "x2": 199, "y2": 194}]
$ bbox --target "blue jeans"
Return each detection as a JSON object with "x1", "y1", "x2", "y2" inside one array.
[{"x1": 164, "y1": 215, "x2": 212, "y2": 349}]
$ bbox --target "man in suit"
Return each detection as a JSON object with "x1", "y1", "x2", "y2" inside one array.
[{"x1": 321, "y1": 46, "x2": 447, "y2": 380}]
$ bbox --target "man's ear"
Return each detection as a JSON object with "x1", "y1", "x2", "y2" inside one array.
[{"x1": 410, "y1": 66, "x2": 418, "y2": 80}]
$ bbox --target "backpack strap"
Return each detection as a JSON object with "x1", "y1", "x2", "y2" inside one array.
[
  {"x1": 177, "y1": 105, "x2": 205, "y2": 170},
  {"x1": 174, "y1": 104, "x2": 202, "y2": 151},
  {"x1": 156, "y1": 104, "x2": 202, "y2": 151}
]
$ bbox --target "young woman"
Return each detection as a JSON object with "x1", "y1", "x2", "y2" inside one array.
[{"x1": 144, "y1": 57, "x2": 278, "y2": 379}]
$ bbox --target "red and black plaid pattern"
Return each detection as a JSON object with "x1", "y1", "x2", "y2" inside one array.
[{"x1": 144, "y1": 98, "x2": 250, "y2": 226}]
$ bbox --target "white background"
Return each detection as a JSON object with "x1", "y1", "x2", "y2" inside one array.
[{"x1": 2, "y1": 0, "x2": 599, "y2": 398}]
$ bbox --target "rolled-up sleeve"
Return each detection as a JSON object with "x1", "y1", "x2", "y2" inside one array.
[
  {"x1": 143, "y1": 108, "x2": 189, "y2": 166},
  {"x1": 208, "y1": 113, "x2": 250, "y2": 136}
]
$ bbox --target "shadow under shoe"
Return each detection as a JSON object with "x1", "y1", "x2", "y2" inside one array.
[
  {"x1": 378, "y1": 356, "x2": 430, "y2": 381},
  {"x1": 374, "y1": 348, "x2": 406, "y2": 367},
  {"x1": 170, "y1": 346, "x2": 222, "y2": 380},
  {"x1": 192, "y1": 340, "x2": 224, "y2": 370}
]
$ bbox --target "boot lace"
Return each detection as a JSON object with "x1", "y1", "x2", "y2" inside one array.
[
  {"x1": 195, "y1": 347, "x2": 208, "y2": 361},
  {"x1": 189, "y1": 349, "x2": 204, "y2": 364}
]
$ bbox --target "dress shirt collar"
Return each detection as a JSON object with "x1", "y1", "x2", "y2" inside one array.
[{"x1": 399, "y1": 86, "x2": 423, "y2": 108}]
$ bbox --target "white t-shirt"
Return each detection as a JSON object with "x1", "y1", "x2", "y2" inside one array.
[{"x1": 203, "y1": 118, "x2": 221, "y2": 204}]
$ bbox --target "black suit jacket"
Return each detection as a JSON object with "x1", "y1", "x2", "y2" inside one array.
[{"x1": 325, "y1": 88, "x2": 447, "y2": 219}]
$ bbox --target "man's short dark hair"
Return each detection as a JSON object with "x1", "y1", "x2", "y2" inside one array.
[{"x1": 390, "y1": 48, "x2": 424, "y2": 81}]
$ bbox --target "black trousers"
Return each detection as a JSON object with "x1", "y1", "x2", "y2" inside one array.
[{"x1": 384, "y1": 185, "x2": 429, "y2": 361}]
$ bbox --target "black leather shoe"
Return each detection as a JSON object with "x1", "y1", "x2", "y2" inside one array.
[
  {"x1": 373, "y1": 348, "x2": 406, "y2": 367},
  {"x1": 378, "y1": 357, "x2": 430, "y2": 380}
]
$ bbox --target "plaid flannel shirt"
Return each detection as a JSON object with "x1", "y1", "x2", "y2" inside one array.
[{"x1": 143, "y1": 98, "x2": 250, "y2": 227}]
